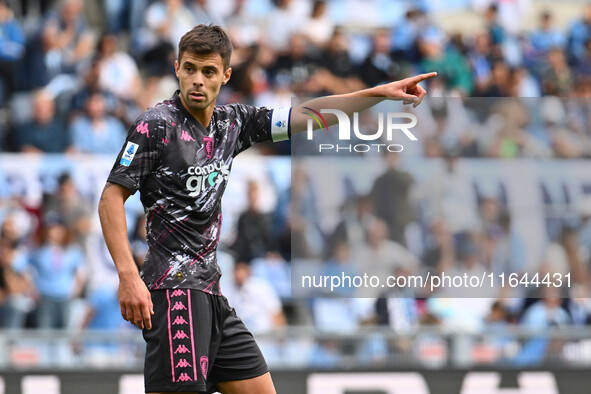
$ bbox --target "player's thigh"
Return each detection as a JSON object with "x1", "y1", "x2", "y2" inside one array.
[{"x1": 217, "y1": 371, "x2": 276, "y2": 394}]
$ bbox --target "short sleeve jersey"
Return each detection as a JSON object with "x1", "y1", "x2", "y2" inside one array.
[{"x1": 107, "y1": 90, "x2": 290, "y2": 294}]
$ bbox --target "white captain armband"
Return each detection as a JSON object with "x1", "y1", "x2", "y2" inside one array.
[{"x1": 270, "y1": 107, "x2": 291, "y2": 142}]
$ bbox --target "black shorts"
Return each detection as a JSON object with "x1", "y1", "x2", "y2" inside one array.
[{"x1": 143, "y1": 289, "x2": 269, "y2": 393}]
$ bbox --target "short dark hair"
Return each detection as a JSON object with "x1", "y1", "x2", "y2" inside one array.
[{"x1": 178, "y1": 24, "x2": 233, "y2": 70}]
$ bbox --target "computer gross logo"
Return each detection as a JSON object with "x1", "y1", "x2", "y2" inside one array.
[
  {"x1": 185, "y1": 163, "x2": 230, "y2": 197},
  {"x1": 304, "y1": 106, "x2": 418, "y2": 153}
]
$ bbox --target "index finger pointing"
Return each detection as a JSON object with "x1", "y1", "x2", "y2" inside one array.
[{"x1": 407, "y1": 72, "x2": 438, "y2": 84}]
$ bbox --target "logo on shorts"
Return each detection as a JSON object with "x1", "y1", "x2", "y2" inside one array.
[
  {"x1": 203, "y1": 136, "x2": 214, "y2": 159},
  {"x1": 171, "y1": 289, "x2": 186, "y2": 297},
  {"x1": 175, "y1": 344, "x2": 190, "y2": 354},
  {"x1": 177, "y1": 373, "x2": 193, "y2": 382},
  {"x1": 171, "y1": 301, "x2": 187, "y2": 311},
  {"x1": 173, "y1": 329, "x2": 190, "y2": 340},
  {"x1": 200, "y1": 356, "x2": 209, "y2": 377},
  {"x1": 172, "y1": 316, "x2": 188, "y2": 325},
  {"x1": 176, "y1": 358, "x2": 192, "y2": 368}
]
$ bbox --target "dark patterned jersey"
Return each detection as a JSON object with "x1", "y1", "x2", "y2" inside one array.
[{"x1": 107, "y1": 90, "x2": 290, "y2": 294}]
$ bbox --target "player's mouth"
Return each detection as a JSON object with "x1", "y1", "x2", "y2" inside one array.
[{"x1": 189, "y1": 92, "x2": 206, "y2": 101}]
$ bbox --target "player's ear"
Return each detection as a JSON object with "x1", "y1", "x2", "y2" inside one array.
[
  {"x1": 174, "y1": 60, "x2": 180, "y2": 79},
  {"x1": 222, "y1": 67, "x2": 232, "y2": 85}
]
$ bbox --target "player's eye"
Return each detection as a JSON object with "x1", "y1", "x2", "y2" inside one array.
[{"x1": 184, "y1": 66, "x2": 193, "y2": 72}]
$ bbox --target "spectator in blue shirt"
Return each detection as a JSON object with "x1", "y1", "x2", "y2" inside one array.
[
  {"x1": 28, "y1": 212, "x2": 86, "y2": 328},
  {"x1": 530, "y1": 11, "x2": 566, "y2": 56},
  {"x1": 568, "y1": 4, "x2": 591, "y2": 63},
  {"x1": 69, "y1": 91, "x2": 127, "y2": 154},
  {"x1": 0, "y1": 0, "x2": 25, "y2": 106}
]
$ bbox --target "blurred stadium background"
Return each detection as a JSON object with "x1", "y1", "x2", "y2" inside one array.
[{"x1": 2, "y1": 0, "x2": 591, "y2": 393}]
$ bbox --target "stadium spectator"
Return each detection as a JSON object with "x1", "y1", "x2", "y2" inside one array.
[
  {"x1": 514, "y1": 290, "x2": 571, "y2": 366},
  {"x1": 144, "y1": 0, "x2": 197, "y2": 49},
  {"x1": 268, "y1": 33, "x2": 319, "y2": 96},
  {"x1": 69, "y1": 90, "x2": 127, "y2": 154},
  {"x1": 313, "y1": 29, "x2": 365, "y2": 95},
  {"x1": 483, "y1": 4, "x2": 505, "y2": 47},
  {"x1": 419, "y1": 151, "x2": 480, "y2": 236},
  {"x1": 139, "y1": 0, "x2": 196, "y2": 75},
  {"x1": 230, "y1": 180, "x2": 275, "y2": 262},
  {"x1": 419, "y1": 29, "x2": 473, "y2": 95},
  {"x1": 26, "y1": 0, "x2": 94, "y2": 87},
  {"x1": 508, "y1": 66, "x2": 542, "y2": 97},
  {"x1": 541, "y1": 96, "x2": 588, "y2": 158},
  {"x1": 369, "y1": 153, "x2": 415, "y2": 245},
  {"x1": 354, "y1": 219, "x2": 419, "y2": 290},
  {"x1": 486, "y1": 99, "x2": 551, "y2": 158},
  {"x1": 0, "y1": 236, "x2": 33, "y2": 328},
  {"x1": 187, "y1": 0, "x2": 226, "y2": 27},
  {"x1": 290, "y1": 165, "x2": 324, "y2": 259},
  {"x1": 421, "y1": 220, "x2": 457, "y2": 276},
  {"x1": 264, "y1": 0, "x2": 304, "y2": 51},
  {"x1": 480, "y1": 61, "x2": 512, "y2": 97},
  {"x1": 10, "y1": 89, "x2": 71, "y2": 153},
  {"x1": 301, "y1": 0, "x2": 333, "y2": 47},
  {"x1": 101, "y1": 0, "x2": 147, "y2": 38},
  {"x1": 328, "y1": 194, "x2": 376, "y2": 259},
  {"x1": 224, "y1": 0, "x2": 262, "y2": 48},
  {"x1": 43, "y1": 173, "x2": 92, "y2": 245},
  {"x1": 27, "y1": 212, "x2": 86, "y2": 328},
  {"x1": 390, "y1": 7, "x2": 423, "y2": 62},
  {"x1": 0, "y1": 0, "x2": 24, "y2": 107},
  {"x1": 529, "y1": 11, "x2": 566, "y2": 58},
  {"x1": 489, "y1": 211, "x2": 527, "y2": 289},
  {"x1": 469, "y1": 31, "x2": 495, "y2": 96},
  {"x1": 542, "y1": 226, "x2": 588, "y2": 287},
  {"x1": 567, "y1": 3, "x2": 591, "y2": 63},
  {"x1": 224, "y1": 261, "x2": 286, "y2": 333},
  {"x1": 70, "y1": 60, "x2": 119, "y2": 117},
  {"x1": 318, "y1": 241, "x2": 359, "y2": 297},
  {"x1": 541, "y1": 48, "x2": 574, "y2": 96},
  {"x1": 358, "y1": 29, "x2": 403, "y2": 88},
  {"x1": 96, "y1": 33, "x2": 141, "y2": 103}
]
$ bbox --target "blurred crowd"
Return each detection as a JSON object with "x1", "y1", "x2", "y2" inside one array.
[
  {"x1": 2, "y1": 0, "x2": 591, "y2": 156},
  {"x1": 3, "y1": 0, "x2": 591, "y2": 368}
]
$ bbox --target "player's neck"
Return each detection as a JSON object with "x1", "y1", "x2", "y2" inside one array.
[{"x1": 179, "y1": 95, "x2": 215, "y2": 129}]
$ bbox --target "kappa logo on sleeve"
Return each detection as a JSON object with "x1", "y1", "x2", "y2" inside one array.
[
  {"x1": 136, "y1": 121, "x2": 150, "y2": 137},
  {"x1": 120, "y1": 142, "x2": 139, "y2": 166}
]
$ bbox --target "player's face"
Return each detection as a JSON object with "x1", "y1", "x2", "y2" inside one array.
[{"x1": 175, "y1": 51, "x2": 232, "y2": 117}]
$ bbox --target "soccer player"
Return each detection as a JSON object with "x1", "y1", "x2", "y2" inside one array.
[{"x1": 98, "y1": 24, "x2": 435, "y2": 394}]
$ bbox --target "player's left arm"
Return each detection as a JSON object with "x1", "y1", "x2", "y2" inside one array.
[{"x1": 288, "y1": 72, "x2": 437, "y2": 135}]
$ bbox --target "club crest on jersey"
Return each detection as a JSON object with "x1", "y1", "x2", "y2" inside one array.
[{"x1": 203, "y1": 136, "x2": 214, "y2": 159}]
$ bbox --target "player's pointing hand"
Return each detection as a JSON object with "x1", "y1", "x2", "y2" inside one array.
[{"x1": 381, "y1": 72, "x2": 437, "y2": 107}]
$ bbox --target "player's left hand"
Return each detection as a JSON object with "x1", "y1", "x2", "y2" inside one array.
[{"x1": 381, "y1": 72, "x2": 437, "y2": 108}]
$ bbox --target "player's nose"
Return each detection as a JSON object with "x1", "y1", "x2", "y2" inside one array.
[{"x1": 193, "y1": 72, "x2": 204, "y2": 86}]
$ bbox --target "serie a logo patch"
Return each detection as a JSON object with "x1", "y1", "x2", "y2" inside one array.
[{"x1": 120, "y1": 142, "x2": 139, "y2": 166}]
